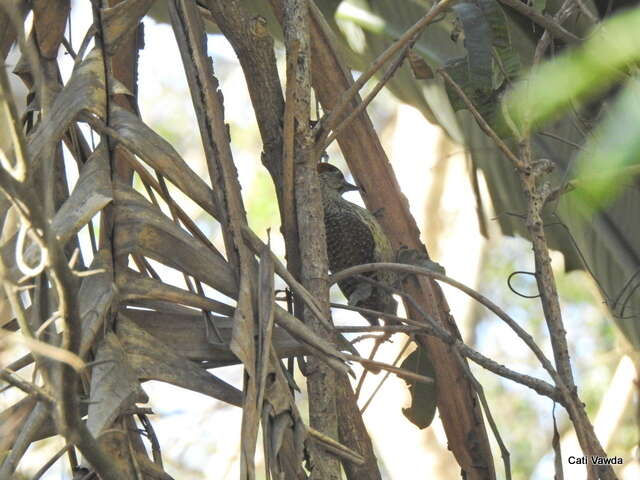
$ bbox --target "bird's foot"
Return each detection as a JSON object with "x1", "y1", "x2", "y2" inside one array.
[
  {"x1": 396, "y1": 246, "x2": 446, "y2": 275},
  {"x1": 372, "y1": 207, "x2": 385, "y2": 218},
  {"x1": 348, "y1": 282, "x2": 374, "y2": 307}
]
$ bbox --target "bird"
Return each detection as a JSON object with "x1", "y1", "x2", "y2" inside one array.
[{"x1": 317, "y1": 162, "x2": 398, "y2": 325}]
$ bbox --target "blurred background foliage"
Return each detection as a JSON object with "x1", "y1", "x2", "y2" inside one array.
[{"x1": 2, "y1": 0, "x2": 639, "y2": 478}]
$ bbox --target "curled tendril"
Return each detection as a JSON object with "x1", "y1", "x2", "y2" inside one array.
[
  {"x1": 15, "y1": 222, "x2": 48, "y2": 278},
  {"x1": 507, "y1": 271, "x2": 541, "y2": 299}
]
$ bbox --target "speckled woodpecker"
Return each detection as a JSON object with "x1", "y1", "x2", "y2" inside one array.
[{"x1": 317, "y1": 163, "x2": 398, "y2": 325}]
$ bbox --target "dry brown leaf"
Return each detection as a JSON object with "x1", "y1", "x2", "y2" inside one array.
[
  {"x1": 0, "y1": 396, "x2": 88, "y2": 445},
  {"x1": 122, "y1": 307, "x2": 305, "y2": 366},
  {"x1": 102, "y1": 0, "x2": 155, "y2": 55},
  {"x1": 52, "y1": 142, "x2": 112, "y2": 243},
  {"x1": 109, "y1": 106, "x2": 219, "y2": 219},
  {"x1": 28, "y1": 48, "x2": 106, "y2": 166},
  {"x1": 116, "y1": 313, "x2": 242, "y2": 406},
  {"x1": 116, "y1": 267, "x2": 235, "y2": 317},
  {"x1": 33, "y1": 0, "x2": 70, "y2": 59},
  {"x1": 0, "y1": 397, "x2": 38, "y2": 451},
  {"x1": 261, "y1": 348, "x2": 307, "y2": 479},
  {"x1": 113, "y1": 182, "x2": 236, "y2": 297},
  {"x1": 0, "y1": 143, "x2": 111, "y2": 292},
  {"x1": 256, "y1": 239, "x2": 276, "y2": 410},
  {"x1": 87, "y1": 332, "x2": 148, "y2": 436},
  {"x1": 79, "y1": 249, "x2": 116, "y2": 357}
]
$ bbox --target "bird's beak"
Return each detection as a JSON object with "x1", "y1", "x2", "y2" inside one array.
[{"x1": 341, "y1": 180, "x2": 360, "y2": 193}]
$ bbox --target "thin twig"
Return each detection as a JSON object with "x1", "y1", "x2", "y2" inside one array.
[
  {"x1": 0, "y1": 369, "x2": 55, "y2": 403},
  {"x1": 320, "y1": 36, "x2": 412, "y2": 152},
  {"x1": 330, "y1": 302, "x2": 432, "y2": 330},
  {"x1": 314, "y1": 0, "x2": 456, "y2": 141},
  {"x1": 497, "y1": 0, "x2": 581, "y2": 44},
  {"x1": 2, "y1": 331, "x2": 86, "y2": 373},
  {"x1": 343, "y1": 353, "x2": 434, "y2": 385},
  {"x1": 454, "y1": 352, "x2": 512, "y2": 480},
  {"x1": 346, "y1": 271, "x2": 562, "y2": 401},
  {"x1": 242, "y1": 226, "x2": 335, "y2": 332},
  {"x1": 360, "y1": 337, "x2": 413, "y2": 414},
  {"x1": 438, "y1": 68, "x2": 525, "y2": 171},
  {"x1": 538, "y1": 130, "x2": 583, "y2": 150},
  {"x1": 354, "y1": 335, "x2": 385, "y2": 399},
  {"x1": 533, "y1": 0, "x2": 578, "y2": 64},
  {"x1": 331, "y1": 263, "x2": 562, "y2": 386},
  {"x1": 307, "y1": 427, "x2": 365, "y2": 466},
  {"x1": 32, "y1": 444, "x2": 72, "y2": 480},
  {"x1": 335, "y1": 325, "x2": 422, "y2": 333}
]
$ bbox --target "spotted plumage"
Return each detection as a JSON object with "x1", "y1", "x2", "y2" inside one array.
[{"x1": 318, "y1": 163, "x2": 397, "y2": 324}]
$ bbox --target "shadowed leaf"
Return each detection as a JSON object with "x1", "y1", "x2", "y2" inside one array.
[
  {"x1": 116, "y1": 267, "x2": 235, "y2": 316},
  {"x1": 113, "y1": 182, "x2": 237, "y2": 297},
  {"x1": 52, "y1": 142, "x2": 112, "y2": 242},
  {"x1": 79, "y1": 249, "x2": 116, "y2": 357},
  {"x1": 102, "y1": 0, "x2": 155, "y2": 55},
  {"x1": 28, "y1": 49, "x2": 106, "y2": 165},
  {"x1": 109, "y1": 105, "x2": 220, "y2": 219},
  {"x1": 401, "y1": 347, "x2": 438, "y2": 429},
  {"x1": 117, "y1": 313, "x2": 243, "y2": 406},
  {"x1": 122, "y1": 307, "x2": 306, "y2": 366},
  {"x1": 87, "y1": 333, "x2": 148, "y2": 436}
]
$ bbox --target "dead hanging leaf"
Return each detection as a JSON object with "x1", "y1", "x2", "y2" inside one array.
[
  {"x1": 87, "y1": 332, "x2": 148, "y2": 437},
  {"x1": 264, "y1": 412, "x2": 294, "y2": 478},
  {"x1": 261, "y1": 349, "x2": 307, "y2": 479},
  {"x1": 253, "y1": 243, "x2": 307, "y2": 478},
  {"x1": 112, "y1": 182, "x2": 237, "y2": 297},
  {"x1": 407, "y1": 50, "x2": 434, "y2": 80},
  {"x1": 253, "y1": 243, "x2": 307, "y2": 477},
  {"x1": 171, "y1": 1, "x2": 259, "y2": 470},
  {"x1": 101, "y1": 0, "x2": 155, "y2": 55},
  {"x1": 401, "y1": 347, "x2": 438, "y2": 429},
  {"x1": 33, "y1": 0, "x2": 70, "y2": 59},
  {"x1": 256, "y1": 238, "x2": 276, "y2": 411},
  {"x1": 116, "y1": 313, "x2": 242, "y2": 407},
  {"x1": 108, "y1": 106, "x2": 219, "y2": 219},
  {"x1": 52, "y1": 142, "x2": 112, "y2": 243},
  {"x1": 79, "y1": 249, "x2": 116, "y2": 358},
  {"x1": 122, "y1": 307, "x2": 305, "y2": 367},
  {"x1": 28, "y1": 48, "x2": 106, "y2": 166},
  {"x1": 116, "y1": 267, "x2": 235, "y2": 316},
  {"x1": 230, "y1": 274, "x2": 259, "y2": 478}
]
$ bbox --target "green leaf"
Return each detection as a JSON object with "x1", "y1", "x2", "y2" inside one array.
[
  {"x1": 475, "y1": 0, "x2": 521, "y2": 85},
  {"x1": 574, "y1": 79, "x2": 640, "y2": 205},
  {"x1": 401, "y1": 347, "x2": 438, "y2": 429},
  {"x1": 505, "y1": 7, "x2": 640, "y2": 132},
  {"x1": 453, "y1": 2, "x2": 493, "y2": 95},
  {"x1": 443, "y1": 2, "x2": 516, "y2": 135}
]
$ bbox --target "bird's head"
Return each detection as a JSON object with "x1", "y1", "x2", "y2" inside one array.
[{"x1": 317, "y1": 163, "x2": 359, "y2": 195}]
